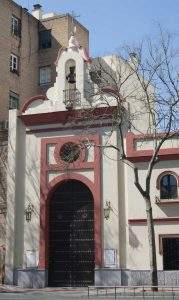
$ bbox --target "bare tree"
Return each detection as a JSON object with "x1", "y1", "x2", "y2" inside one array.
[{"x1": 76, "y1": 29, "x2": 179, "y2": 287}]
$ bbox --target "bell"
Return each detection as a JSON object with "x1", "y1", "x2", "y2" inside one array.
[{"x1": 66, "y1": 67, "x2": 76, "y2": 84}]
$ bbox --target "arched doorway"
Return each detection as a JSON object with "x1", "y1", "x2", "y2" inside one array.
[{"x1": 48, "y1": 179, "x2": 95, "y2": 287}]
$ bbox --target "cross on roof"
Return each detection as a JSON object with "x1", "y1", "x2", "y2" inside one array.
[{"x1": 70, "y1": 11, "x2": 81, "y2": 35}]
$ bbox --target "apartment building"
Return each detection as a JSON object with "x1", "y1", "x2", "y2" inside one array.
[
  {"x1": 0, "y1": 0, "x2": 89, "y2": 126},
  {"x1": 0, "y1": 1, "x2": 89, "y2": 280}
]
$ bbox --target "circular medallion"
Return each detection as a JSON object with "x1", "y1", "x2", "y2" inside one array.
[{"x1": 60, "y1": 142, "x2": 80, "y2": 163}]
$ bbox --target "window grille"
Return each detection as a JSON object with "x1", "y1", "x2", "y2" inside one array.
[
  {"x1": 160, "y1": 174, "x2": 178, "y2": 199},
  {"x1": 11, "y1": 15, "x2": 21, "y2": 37},
  {"x1": 63, "y1": 89, "x2": 81, "y2": 109},
  {"x1": 39, "y1": 66, "x2": 51, "y2": 85},
  {"x1": 9, "y1": 91, "x2": 19, "y2": 110}
]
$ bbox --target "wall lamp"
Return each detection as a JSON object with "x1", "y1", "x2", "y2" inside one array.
[
  {"x1": 25, "y1": 204, "x2": 34, "y2": 222},
  {"x1": 104, "y1": 201, "x2": 113, "y2": 220}
]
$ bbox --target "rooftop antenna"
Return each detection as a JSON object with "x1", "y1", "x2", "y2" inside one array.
[{"x1": 70, "y1": 11, "x2": 80, "y2": 36}]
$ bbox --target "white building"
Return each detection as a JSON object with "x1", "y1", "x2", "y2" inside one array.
[{"x1": 5, "y1": 34, "x2": 179, "y2": 288}]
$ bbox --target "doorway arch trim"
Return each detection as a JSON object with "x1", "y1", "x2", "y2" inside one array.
[{"x1": 39, "y1": 172, "x2": 102, "y2": 269}]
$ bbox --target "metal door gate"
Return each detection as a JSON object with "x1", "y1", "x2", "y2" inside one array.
[{"x1": 48, "y1": 180, "x2": 95, "y2": 286}]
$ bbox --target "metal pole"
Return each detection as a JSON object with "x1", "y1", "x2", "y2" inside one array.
[
  {"x1": 114, "y1": 286, "x2": 116, "y2": 300},
  {"x1": 153, "y1": 286, "x2": 154, "y2": 300},
  {"x1": 172, "y1": 286, "x2": 174, "y2": 300},
  {"x1": 87, "y1": 286, "x2": 89, "y2": 298}
]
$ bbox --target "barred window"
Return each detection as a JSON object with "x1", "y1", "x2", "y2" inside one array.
[
  {"x1": 9, "y1": 91, "x2": 19, "y2": 110},
  {"x1": 11, "y1": 15, "x2": 21, "y2": 37},
  {"x1": 39, "y1": 66, "x2": 51, "y2": 85}
]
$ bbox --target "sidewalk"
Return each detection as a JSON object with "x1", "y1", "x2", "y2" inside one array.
[
  {"x1": 0, "y1": 285, "x2": 88, "y2": 294},
  {"x1": 1, "y1": 284, "x2": 179, "y2": 298}
]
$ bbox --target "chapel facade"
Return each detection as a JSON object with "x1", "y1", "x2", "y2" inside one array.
[{"x1": 5, "y1": 34, "x2": 179, "y2": 288}]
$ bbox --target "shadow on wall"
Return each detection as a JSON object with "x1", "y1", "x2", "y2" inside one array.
[
  {"x1": 38, "y1": 23, "x2": 63, "y2": 96},
  {"x1": 129, "y1": 226, "x2": 141, "y2": 249},
  {"x1": 4, "y1": 134, "x2": 41, "y2": 284}
]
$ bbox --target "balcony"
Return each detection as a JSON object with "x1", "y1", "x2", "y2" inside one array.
[{"x1": 63, "y1": 89, "x2": 81, "y2": 109}]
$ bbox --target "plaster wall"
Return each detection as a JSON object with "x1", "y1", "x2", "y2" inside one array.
[
  {"x1": 23, "y1": 134, "x2": 41, "y2": 265},
  {"x1": 125, "y1": 160, "x2": 179, "y2": 219},
  {"x1": 102, "y1": 129, "x2": 120, "y2": 267},
  {"x1": 13, "y1": 117, "x2": 26, "y2": 269},
  {"x1": 8, "y1": 123, "x2": 123, "y2": 272},
  {"x1": 135, "y1": 137, "x2": 179, "y2": 150},
  {"x1": 13, "y1": 127, "x2": 117, "y2": 268},
  {"x1": 128, "y1": 223, "x2": 179, "y2": 270},
  {"x1": 47, "y1": 170, "x2": 94, "y2": 184},
  {"x1": 5, "y1": 110, "x2": 26, "y2": 283},
  {"x1": 100, "y1": 55, "x2": 153, "y2": 133},
  {"x1": 5, "y1": 110, "x2": 18, "y2": 283},
  {"x1": 125, "y1": 160, "x2": 179, "y2": 270}
]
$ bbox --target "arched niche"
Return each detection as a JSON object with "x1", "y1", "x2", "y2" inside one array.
[{"x1": 65, "y1": 59, "x2": 76, "y2": 90}]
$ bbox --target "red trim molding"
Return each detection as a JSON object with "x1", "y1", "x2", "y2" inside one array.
[
  {"x1": 19, "y1": 106, "x2": 117, "y2": 127},
  {"x1": 39, "y1": 134, "x2": 102, "y2": 269},
  {"x1": 53, "y1": 141, "x2": 86, "y2": 166},
  {"x1": 26, "y1": 122, "x2": 115, "y2": 135},
  {"x1": 156, "y1": 199, "x2": 179, "y2": 205},
  {"x1": 156, "y1": 170, "x2": 179, "y2": 190},
  {"x1": 126, "y1": 132, "x2": 179, "y2": 162},
  {"x1": 128, "y1": 218, "x2": 179, "y2": 225},
  {"x1": 159, "y1": 234, "x2": 179, "y2": 254},
  {"x1": 20, "y1": 95, "x2": 48, "y2": 113}
]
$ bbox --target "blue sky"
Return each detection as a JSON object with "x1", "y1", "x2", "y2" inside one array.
[{"x1": 15, "y1": 0, "x2": 179, "y2": 57}]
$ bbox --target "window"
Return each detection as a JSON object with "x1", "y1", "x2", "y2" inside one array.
[
  {"x1": 39, "y1": 66, "x2": 51, "y2": 85},
  {"x1": 10, "y1": 54, "x2": 19, "y2": 74},
  {"x1": 0, "y1": 121, "x2": 8, "y2": 130},
  {"x1": 160, "y1": 174, "x2": 178, "y2": 199},
  {"x1": 163, "y1": 238, "x2": 179, "y2": 270},
  {"x1": 11, "y1": 15, "x2": 21, "y2": 37},
  {"x1": 9, "y1": 91, "x2": 19, "y2": 109},
  {"x1": 89, "y1": 70, "x2": 101, "y2": 85},
  {"x1": 39, "y1": 30, "x2": 51, "y2": 49},
  {"x1": 60, "y1": 142, "x2": 80, "y2": 163}
]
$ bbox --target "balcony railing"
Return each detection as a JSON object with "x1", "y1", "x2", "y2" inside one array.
[{"x1": 63, "y1": 89, "x2": 81, "y2": 109}]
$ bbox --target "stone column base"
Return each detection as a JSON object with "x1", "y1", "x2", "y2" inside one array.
[
  {"x1": 12, "y1": 268, "x2": 179, "y2": 287},
  {"x1": 16, "y1": 269, "x2": 47, "y2": 288},
  {"x1": 95, "y1": 268, "x2": 179, "y2": 286}
]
